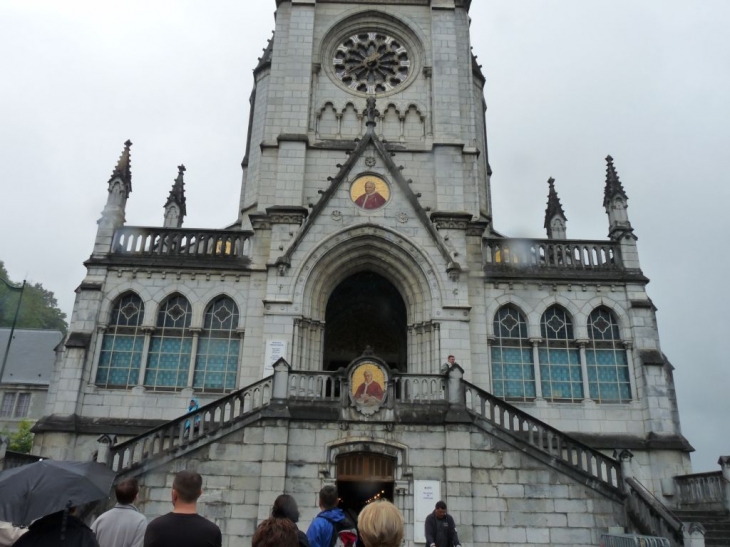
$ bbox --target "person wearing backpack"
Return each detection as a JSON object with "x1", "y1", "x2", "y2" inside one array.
[{"x1": 306, "y1": 486, "x2": 357, "y2": 547}]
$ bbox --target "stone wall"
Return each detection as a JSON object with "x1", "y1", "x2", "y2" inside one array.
[{"x1": 130, "y1": 419, "x2": 626, "y2": 547}]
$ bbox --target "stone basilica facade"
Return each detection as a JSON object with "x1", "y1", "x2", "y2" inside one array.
[{"x1": 32, "y1": 1, "x2": 700, "y2": 545}]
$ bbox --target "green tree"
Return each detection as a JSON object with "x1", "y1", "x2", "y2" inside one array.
[
  {"x1": 0, "y1": 260, "x2": 67, "y2": 333},
  {"x1": 3, "y1": 419, "x2": 35, "y2": 453}
]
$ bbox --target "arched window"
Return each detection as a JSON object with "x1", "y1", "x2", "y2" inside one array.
[
  {"x1": 539, "y1": 306, "x2": 583, "y2": 401},
  {"x1": 96, "y1": 293, "x2": 145, "y2": 389},
  {"x1": 491, "y1": 306, "x2": 535, "y2": 400},
  {"x1": 194, "y1": 296, "x2": 240, "y2": 392},
  {"x1": 145, "y1": 294, "x2": 193, "y2": 390},
  {"x1": 587, "y1": 307, "x2": 631, "y2": 402}
]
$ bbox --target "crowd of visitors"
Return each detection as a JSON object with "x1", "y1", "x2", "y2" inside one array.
[{"x1": 1, "y1": 471, "x2": 460, "y2": 547}]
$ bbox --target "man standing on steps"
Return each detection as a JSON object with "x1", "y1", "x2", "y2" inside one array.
[
  {"x1": 425, "y1": 501, "x2": 461, "y2": 547},
  {"x1": 143, "y1": 470, "x2": 221, "y2": 547},
  {"x1": 92, "y1": 478, "x2": 147, "y2": 547},
  {"x1": 306, "y1": 485, "x2": 356, "y2": 547}
]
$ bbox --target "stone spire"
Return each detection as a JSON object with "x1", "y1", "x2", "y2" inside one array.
[
  {"x1": 603, "y1": 155, "x2": 634, "y2": 240},
  {"x1": 603, "y1": 155, "x2": 627, "y2": 209},
  {"x1": 163, "y1": 165, "x2": 187, "y2": 228},
  {"x1": 94, "y1": 140, "x2": 133, "y2": 256},
  {"x1": 108, "y1": 140, "x2": 133, "y2": 196},
  {"x1": 544, "y1": 177, "x2": 567, "y2": 240}
]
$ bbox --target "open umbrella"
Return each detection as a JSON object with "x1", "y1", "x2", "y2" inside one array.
[{"x1": 0, "y1": 460, "x2": 117, "y2": 525}]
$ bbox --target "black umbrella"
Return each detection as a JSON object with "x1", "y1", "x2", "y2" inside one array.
[{"x1": 0, "y1": 460, "x2": 117, "y2": 525}]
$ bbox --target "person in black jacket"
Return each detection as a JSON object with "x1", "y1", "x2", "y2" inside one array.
[
  {"x1": 424, "y1": 501, "x2": 461, "y2": 547},
  {"x1": 14, "y1": 508, "x2": 99, "y2": 547},
  {"x1": 271, "y1": 495, "x2": 309, "y2": 547}
]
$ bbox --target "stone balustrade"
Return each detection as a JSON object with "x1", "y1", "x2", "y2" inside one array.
[
  {"x1": 100, "y1": 363, "x2": 626, "y2": 500},
  {"x1": 625, "y1": 477, "x2": 688, "y2": 547},
  {"x1": 483, "y1": 238, "x2": 624, "y2": 275},
  {"x1": 464, "y1": 381, "x2": 622, "y2": 491},
  {"x1": 106, "y1": 377, "x2": 273, "y2": 473},
  {"x1": 111, "y1": 227, "x2": 253, "y2": 261},
  {"x1": 675, "y1": 472, "x2": 726, "y2": 509}
]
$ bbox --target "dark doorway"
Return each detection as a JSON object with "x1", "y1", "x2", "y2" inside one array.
[
  {"x1": 336, "y1": 453, "x2": 395, "y2": 518},
  {"x1": 323, "y1": 272, "x2": 407, "y2": 371}
]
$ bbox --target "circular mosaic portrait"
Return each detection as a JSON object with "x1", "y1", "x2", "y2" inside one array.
[{"x1": 350, "y1": 174, "x2": 390, "y2": 210}]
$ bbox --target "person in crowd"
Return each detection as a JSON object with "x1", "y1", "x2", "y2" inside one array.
[
  {"x1": 306, "y1": 485, "x2": 357, "y2": 547},
  {"x1": 0, "y1": 521, "x2": 26, "y2": 546},
  {"x1": 424, "y1": 501, "x2": 460, "y2": 547},
  {"x1": 13, "y1": 507, "x2": 99, "y2": 547},
  {"x1": 252, "y1": 518, "x2": 298, "y2": 547},
  {"x1": 357, "y1": 501, "x2": 403, "y2": 547},
  {"x1": 143, "y1": 470, "x2": 221, "y2": 547},
  {"x1": 91, "y1": 478, "x2": 147, "y2": 547},
  {"x1": 183, "y1": 399, "x2": 200, "y2": 436},
  {"x1": 440, "y1": 355, "x2": 457, "y2": 374},
  {"x1": 271, "y1": 495, "x2": 309, "y2": 547}
]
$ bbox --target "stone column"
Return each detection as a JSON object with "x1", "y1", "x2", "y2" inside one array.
[
  {"x1": 719, "y1": 456, "x2": 730, "y2": 513},
  {"x1": 446, "y1": 364, "x2": 469, "y2": 422},
  {"x1": 530, "y1": 339, "x2": 544, "y2": 399},
  {"x1": 95, "y1": 434, "x2": 115, "y2": 466},
  {"x1": 0, "y1": 436, "x2": 7, "y2": 461},
  {"x1": 683, "y1": 523, "x2": 706, "y2": 547},
  {"x1": 614, "y1": 449, "x2": 634, "y2": 491},
  {"x1": 577, "y1": 340, "x2": 592, "y2": 401},
  {"x1": 272, "y1": 358, "x2": 291, "y2": 402}
]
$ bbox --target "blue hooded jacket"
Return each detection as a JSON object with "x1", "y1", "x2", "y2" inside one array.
[
  {"x1": 306, "y1": 508, "x2": 347, "y2": 547},
  {"x1": 184, "y1": 398, "x2": 200, "y2": 431}
]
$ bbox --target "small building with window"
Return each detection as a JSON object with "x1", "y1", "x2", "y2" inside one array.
[{"x1": 0, "y1": 328, "x2": 63, "y2": 433}]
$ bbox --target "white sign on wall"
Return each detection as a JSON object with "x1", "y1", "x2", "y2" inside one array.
[
  {"x1": 264, "y1": 339, "x2": 287, "y2": 377},
  {"x1": 413, "y1": 480, "x2": 441, "y2": 544}
]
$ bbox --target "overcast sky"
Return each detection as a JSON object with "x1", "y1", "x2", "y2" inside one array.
[{"x1": 0, "y1": 1, "x2": 727, "y2": 472}]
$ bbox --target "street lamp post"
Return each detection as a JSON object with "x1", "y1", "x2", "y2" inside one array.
[{"x1": 0, "y1": 278, "x2": 26, "y2": 384}]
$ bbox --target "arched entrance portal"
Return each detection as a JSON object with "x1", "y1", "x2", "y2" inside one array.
[
  {"x1": 323, "y1": 272, "x2": 407, "y2": 371},
  {"x1": 336, "y1": 452, "x2": 395, "y2": 516}
]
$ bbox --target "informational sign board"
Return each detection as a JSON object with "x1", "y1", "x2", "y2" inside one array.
[
  {"x1": 264, "y1": 339, "x2": 287, "y2": 377},
  {"x1": 414, "y1": 480, "x2": 441, "y2": 543}
]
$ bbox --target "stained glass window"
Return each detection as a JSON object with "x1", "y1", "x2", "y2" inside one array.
[
  {"x1": 491, "y1": 305, "x2": 535, "y2": 400},
  {"x1": 587, "y1": 307, "x2": 631, "y2": 402},
  {"x1": 539, "y1": 306, "x2": 583, "y2": 401},
  {"x1": 194, "y1": 296, "x2": 240, "y2": 392},
  {"x1": 145, "y1": 294, "x2": 193, "y2": 391},
  {"x1": 96, "y1": 293, "x2": 145, "y2": 389}
]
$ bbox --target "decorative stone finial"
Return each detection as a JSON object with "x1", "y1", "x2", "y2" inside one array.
[
  {"x1": 109, "y1": 140, "x2": 133, "y2": 193},
  {"x1": 545, "y1": 177, "x2": 567, "y2": 239},
  {"x1": 604, "y1": 155, "x2": 628, "y2": 208}
]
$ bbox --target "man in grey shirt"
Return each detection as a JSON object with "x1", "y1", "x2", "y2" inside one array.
[{"x1": 92, "y1": 478, "x2": 147, "y2": 547}]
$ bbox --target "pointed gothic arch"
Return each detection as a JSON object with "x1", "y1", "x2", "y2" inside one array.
[{"x1": 292, "y1": 226, "x2": 443, "y2": 373}]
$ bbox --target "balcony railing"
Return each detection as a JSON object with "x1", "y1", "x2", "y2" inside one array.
[
  {"x1": 111, "y1": 227, "x2": 252, "y2": 261},
  {"x1": 674, "y1": 471, "x2": 727, "y2": 509},
  {"x1": 625, "y1": 478, "x2": 685, "y2": 547},
  {"x1": 484, "y1": 238, "x2": 623, "y2": 273}
]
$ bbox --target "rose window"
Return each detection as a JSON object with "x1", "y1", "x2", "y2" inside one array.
[{"x1": 333, "y1": 32, "x2": 411, "y2": 94}]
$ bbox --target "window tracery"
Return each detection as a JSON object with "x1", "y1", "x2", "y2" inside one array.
[
  {"x1": 194, "y1": 297, "x2": 240, "y2": 392},
  {"x1": 539, "y1": 306, "x2": 583, "y2": 401},
  {"x1": 145, "y1": 294, "x2": 193, "y2": 391},
  {"x1": 491, "y1": 306, "x2": 535, "y2": 400},
  {"x1": 96, "y1": 293, "x2": 145, "y2": 389},
  {"x1": 586, "y1": 307, "x2": 631, "y2": 402}
]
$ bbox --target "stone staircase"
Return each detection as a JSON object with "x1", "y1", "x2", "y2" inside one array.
[
  {"x1": 94, "y1": 361, "x2": 698, "y2": 546},
  {"x1": 674, "y1": 511, "x2": 730, "y2": 546}
]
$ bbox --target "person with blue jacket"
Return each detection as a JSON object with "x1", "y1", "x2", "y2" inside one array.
[
  {"x1": 183, "y1": 398, "x2": 200, "y2": 436},
  {"x1": 306, "y1": 486, "x2": 356, "y2": 547}
]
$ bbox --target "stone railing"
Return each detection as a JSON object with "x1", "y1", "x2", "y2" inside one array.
[
  {"x1": 675, "y1": 472, "x2": 726, "y2": 509},
  {"x1": 99, "y1": 363, "x2": 620, "y2": 498},
  {"x1": 625, "y1": 477, "x2": 687, "y2": 547},
  {"x1": 483, "y1": 238, "x2": 623, "y2": 273},
  {"x1": 463, "y1": 380, "x2": 622, "y2": 492},
  {"x1": 111, "y1": 227, "x2": 253, "y2": 261},
  {"x1": 105, "y1": 376, "x2": 273, "y2": 473}
]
